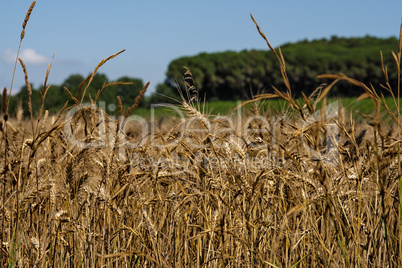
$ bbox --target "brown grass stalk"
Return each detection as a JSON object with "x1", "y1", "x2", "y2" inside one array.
[
  {"x1": 79, "y1": 49, "x2": 126, "y2": 104},
  {"x1": 8, "y1": 1, "x2": 36, "y2": 109},
  {"x1": 18, "y1": 57, "x2": 34, "y2": 134},
  {"x1": 124, "y1": 81, "x2": 150, "y2": 118},
  {"x1": 2, "y1": 4, "x2": 402, "y2": 267}
]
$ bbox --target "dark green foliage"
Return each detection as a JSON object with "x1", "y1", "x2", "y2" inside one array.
[
  {"x1": 148, "y1": 81, "x2": 180, "y2": 104},
  {"x1": 112, "y1": 76, "x2": 144, "y2": 103},
  {"x1": 165, "y1": 36, "x2": 399, "y2": 100},
  {"x1": 6, "y1": 73, "x2": 146, "y2": 116}
]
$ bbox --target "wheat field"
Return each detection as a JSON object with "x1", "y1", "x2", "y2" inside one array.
[{"x1": 1, "y1": 2, "x2": 402, "y2": 267}]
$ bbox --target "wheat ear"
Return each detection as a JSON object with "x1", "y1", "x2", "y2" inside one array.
[
  {"x1": 80, "y1": 49, "x2": 126, "y2": 103},
  {"x1": 18, "y1": 58, "x2": 34, "y2": 135},
  {"x1": 125, "y1": 81, "x2": 150, "y2": 118},
  {"x1": 8, "y1": 1, "x2": 36, "y2": 106}
]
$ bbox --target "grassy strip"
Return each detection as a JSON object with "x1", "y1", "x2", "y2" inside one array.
[{"x1": 132, "y1": 97, "x2": 399, "y2": 120}]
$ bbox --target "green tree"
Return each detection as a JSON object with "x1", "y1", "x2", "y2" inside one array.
[
  {"x1": 62, "y1": 73, "x2": 85, "y2": 98},
  {"x1": 166, "y1": 36, "x2": 398, "y2": 100},
  {"x1": 112, "y1": 76, "x2": 145, "y2": 107},
  {"x1": 61, "y1": 73, "x2": 109, "y2": 104},
  {"x1": 149, "y1": 81, "x2": 180, "y2": 104}
]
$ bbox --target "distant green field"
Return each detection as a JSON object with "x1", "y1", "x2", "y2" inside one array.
[{"x1": 133, "y1": 97, "x2": 399, "y2": 122}]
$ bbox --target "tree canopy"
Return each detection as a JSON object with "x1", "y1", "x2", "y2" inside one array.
[
  {"x1": 6, "y1": 73, "x2": 146, "y2": 116},
  {"x1": 165, "y1": 35, "x2": 399, "y2": 100}
]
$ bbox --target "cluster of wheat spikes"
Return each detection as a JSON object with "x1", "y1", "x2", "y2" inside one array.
[{"x1": 0, "y1": 3, "x2": 402, "y2": 267}]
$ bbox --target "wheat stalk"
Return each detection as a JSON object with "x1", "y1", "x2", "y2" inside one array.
[
  {"x1": 79, "y1": 49, "x2": 126, "y2": 104},
  {"x1": 18, "y1": 57, "x2": 34, "y2": 135},
  {"x1": 8, "y1": 1, "x2": 36, "y2": 106},
  {"x1": 117, "y1": 96, "x2": 123, "y2": 117},
  {"x1": 124, "y1": 81, "x2": 150, "y2": 118}
]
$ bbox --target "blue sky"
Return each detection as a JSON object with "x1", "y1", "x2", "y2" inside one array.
[{"x1": 1, "y1": 0, "x2": 401, "y2": 95}]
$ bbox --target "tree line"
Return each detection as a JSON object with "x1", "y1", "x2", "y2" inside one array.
[
  {"x1": 2, "y1": 35, "x2": 399, "y2": 116},
  {"x1": 165, "y1": 35, "x2": 399, "y2": 100},
  {"x1": 5, "y1": 74, "x2": 150, "y2": 116}
]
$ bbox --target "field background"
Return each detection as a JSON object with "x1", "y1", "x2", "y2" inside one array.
[{"x1": 1, "y1": 2, "x2": 402, "y2": 267}]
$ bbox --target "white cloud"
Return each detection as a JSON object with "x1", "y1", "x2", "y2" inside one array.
[
  {"x1": 2, "y1": 48, "x2": 49, "y2": 64},
  {"x1": 20, "y1": 48, "x2": 49, "y2": 64},
  {"x1": 2, "y1": 48, "x2": 16, "y2": 63}
]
